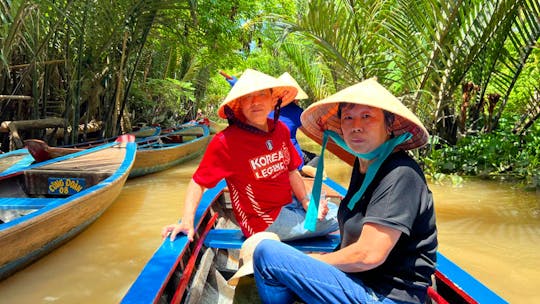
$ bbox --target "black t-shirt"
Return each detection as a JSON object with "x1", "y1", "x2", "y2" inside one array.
[{"x1": 338, "y1": 150, "x2": 438, "y2": 304}]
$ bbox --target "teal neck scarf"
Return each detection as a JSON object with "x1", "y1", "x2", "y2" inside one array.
[{"x1": 304, "y1": 130, "x2": 412, "y2": 231}]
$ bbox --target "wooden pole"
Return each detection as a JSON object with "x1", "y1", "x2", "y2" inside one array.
[
  {"x1": 0, "y1": 95, "x2": 32, "y2": 101},
  {"x1": 8, "y1": 60, "x2": 66, "y2": 70},
  {"x1": 0, "y1": 118, "x2": 66, "y2": 132}
]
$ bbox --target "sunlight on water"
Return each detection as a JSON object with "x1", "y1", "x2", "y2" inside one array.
[{"x1": 0, "y1": 138, "x2": 538, "y2": 303}]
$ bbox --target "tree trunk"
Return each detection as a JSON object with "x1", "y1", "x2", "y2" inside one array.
[{"x1": 0, "y1": 118, "x2": 66, "y2": 150}]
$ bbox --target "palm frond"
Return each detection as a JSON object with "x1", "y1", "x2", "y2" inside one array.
[
  {"x1": 487, "y1": 0, "x2": 540, "y2": 129},
  {"x1": 280, "y1": 42, "x2": 330, "y2": 100}
]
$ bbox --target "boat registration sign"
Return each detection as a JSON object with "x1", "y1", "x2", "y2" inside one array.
[{"x1": 47, "y1": 177, "x2": 86, "y2": 195}]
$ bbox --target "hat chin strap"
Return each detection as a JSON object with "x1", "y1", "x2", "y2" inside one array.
[
  {"x1": 224, "y1": 105, "x2": 268, "y2": 135},
  {"x1": 271, "y1": 98, "x2": 283, "y2": 132},
  {"x1": 223, "y1": 98, "x2": 283, "y2": 134},
  {"x1": 304, "y1": 130, "x2": 412, "y2": 232}
]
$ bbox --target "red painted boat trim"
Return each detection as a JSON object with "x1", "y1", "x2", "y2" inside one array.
[
  {"x1": 434, "y1": 270, "x2": 478, "y2": 304},
  {"x1": 170, "y1": 213, "x2": 219, "y2": 304},
  {"x1": 427, "y1": 286, "x2": 450, "y2": 304}
]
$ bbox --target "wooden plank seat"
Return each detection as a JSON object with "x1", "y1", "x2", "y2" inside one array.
[
  {"x1": 204, "y1": 228, "x2": 340, "y2": 253},
  {"x1": 0, "y1": 197, "x2": 60, "y2": 209},
  {"x1": 23, "y1": 169, "x2": 111, "y2": 196}
]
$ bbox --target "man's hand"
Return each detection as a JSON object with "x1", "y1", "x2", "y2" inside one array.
[
  {"x1": 161, "y1": 223, "x2": 195, "y2": 242},
  {"x1": 318, "y1": 196, "x2": 329, "y2": 220}
]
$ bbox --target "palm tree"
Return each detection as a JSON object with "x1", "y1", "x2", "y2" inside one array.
[{"x1": 269, "y1": 0, "x2": 540, "y2": 145}]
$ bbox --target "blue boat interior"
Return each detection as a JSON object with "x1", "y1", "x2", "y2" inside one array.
[
  {"x1": 0, "y1": 197, "x2": 60, "y2": 210},
  {"x1": 205, "y1": 228, "x2": 340, "y2": 253}
]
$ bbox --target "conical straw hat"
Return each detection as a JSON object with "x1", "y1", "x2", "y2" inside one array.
[
  {"x1": 277, "y1": 72, "x2": 308, "y2": 100},
  {"x1": 217, "y1": 69, "x2": 298, "y2": 119},
  {"x1": 227, "y1": 232, "x2": 280, "y2": 286},
  {"x1": 300, "y1": 77, "x2": 428, "y2": 151}
]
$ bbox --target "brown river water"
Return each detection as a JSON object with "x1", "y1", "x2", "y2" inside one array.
[{"x1": 0, "y1": 140, "x2": 538, "y2": 303}]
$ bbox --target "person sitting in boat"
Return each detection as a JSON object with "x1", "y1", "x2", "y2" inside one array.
[
  {"x1": 252, "y1": 78, "x2": 438, "y2": 304},
  {"x1": 269, "y1": 72, "x2": 323, "y2": 178},
  {"x1": 222, "y1": 70, "x2": 323, "y2": 178},
  {"x1": 162, "y1": 69, "x2": 338, "y2": 242},
  {"x1": 194, "y1": 108, "x2": 210, "y2": 126}
]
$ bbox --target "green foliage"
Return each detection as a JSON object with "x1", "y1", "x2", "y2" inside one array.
[
  {"x1": 422, "y1": 116, "x2": 540, "y2": 188},
  {"x1": 129, "y1": 78, "x2": 195, "y2": 126}
]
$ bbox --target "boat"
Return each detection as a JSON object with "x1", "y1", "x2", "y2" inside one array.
[
  {"x1": 23, "y1": 125, "x2": 161, "y2": 163},
  {"x1": 0, "y1": 148, "x2": 35, "y2": 177},
  {"x1": 129, "y1": 124, "x2": 211, "y2": 178},
  {"x1": 121, "y1": 177, "x2": 508, "y2": 304},
  {"x1": 0, "y1": 135, "x2": 136, "y2": 281},
  {"x1": 24, "y1": 124, "x2": 210, "y2": 178},
  {"x1": 68, "y1": 125, "x2": 162, "y2": 149}
]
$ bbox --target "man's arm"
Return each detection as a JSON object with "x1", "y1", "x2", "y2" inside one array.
[{"x1": 161, "y1": 178, "x2": 206, "y2": 241}]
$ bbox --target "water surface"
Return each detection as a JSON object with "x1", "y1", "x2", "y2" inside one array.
[{"x1": 0, "y1": 150, "x2": 538, "y2": 303}]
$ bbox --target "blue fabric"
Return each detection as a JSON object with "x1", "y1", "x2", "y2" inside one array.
[
  {"x1": 265, "y1": 196, "x2": 338, "y2": 241},
  {"x1": 269, "y1": 103, "x2": 304, "y2": 169},
  {"x1": 226, "y1": 75, "x2": 238, "y2": 87},
  {"x1": 253, "y1": 240, "x2": 413, "y2": 304},
  {"x1": 304, "y1": 131, "x2": 412, "y2": 231}
]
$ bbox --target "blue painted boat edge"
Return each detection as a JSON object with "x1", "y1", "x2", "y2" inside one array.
[
  {"x1": 0, "y1": 149, "x2": 34, "y2": 174},
  {"x1": 0, "y1": 148, "x2": 34, "y2": 177},
  {"x1": 120, "y1": 179, "x2": 226, "y2": 304},
  {"x1": 436, "y1": 252, "x2": 508, "y2": 303}
]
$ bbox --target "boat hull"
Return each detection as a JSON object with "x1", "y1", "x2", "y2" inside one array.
[
  {"x1": 0, "y1": 140, "x2": 136, "y2": 280},
  {"x1": 121, "y1": 178, "x2": 508, "y2": 304},
  {"x1": 129, "y1": 125, "x2": 210, "y2": 178}
]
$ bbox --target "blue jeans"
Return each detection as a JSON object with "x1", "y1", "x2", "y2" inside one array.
[
  {"x1": 253, "y1": 240, "x2": 412, "y2": 304},
  {"x1": 265, "y1": 197, "x2": 338, "y2": 241}
]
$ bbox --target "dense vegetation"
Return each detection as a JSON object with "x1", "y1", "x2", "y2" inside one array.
[{"x1": 1, "y1": 0, "x2": 538, "y2": 188}]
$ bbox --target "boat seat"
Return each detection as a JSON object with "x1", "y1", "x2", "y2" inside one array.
[
  {"x1": 204, "y1": 229, "x2": 340, "y2": 253},
  {"x1": 0, "y1": 197, "x2": 60, "y2": 209},
  {"x1": 23, "y1": 169, "x2": 110, "y2": 196}
]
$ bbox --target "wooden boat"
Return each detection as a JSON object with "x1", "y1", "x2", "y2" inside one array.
[
  {"x1": 0, "y1": 148, "x2": 35, "y2": 177},
  {"x1": 25, "y1": 123, "x2": 210, "y2": 178},
  {"x1": 129, "y1": 124, "x2": 210, "y2": 178},
  {"x1": 121, "y1": 177, "x2": 508, "y2": 304},
  {"x1": 24, "y1": 126, "x2": 160, "y2": 163},
  {"x1": 67, "y1": 125, "x2": 162, "y2": 149},
  {"x1": 0, "y1": 135, "x2": 137, "y2": 281}
]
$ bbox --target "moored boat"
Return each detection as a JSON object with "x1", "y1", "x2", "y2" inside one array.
[
  {"x1": 24, "y1": 126, "x2": 161, "y2": 163},
  {"x1": 24, "y1": 124, "x2": 210, "y2": 178},
  {"x1": 129, "y1": 124, "x2": 211, "y2": 178},
  {"x1": 121, "y1": 177, "x2": 508, "y2": 304},
  {"x1": 0, "y1": 135, "x2": 136, "y2": 281}
]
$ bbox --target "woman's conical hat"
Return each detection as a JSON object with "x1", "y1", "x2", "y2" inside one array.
[{"x1": 300, "y1": 77, "x2": 428, "y2": 151}]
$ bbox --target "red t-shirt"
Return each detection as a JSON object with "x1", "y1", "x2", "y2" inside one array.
[{"x1": 193, "y1": 120, "x2": 302, "y2": 236}]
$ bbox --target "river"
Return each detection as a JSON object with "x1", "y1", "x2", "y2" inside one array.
[{"x1": 0, "y1": 146, "x2": 538, "y2": 303}]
